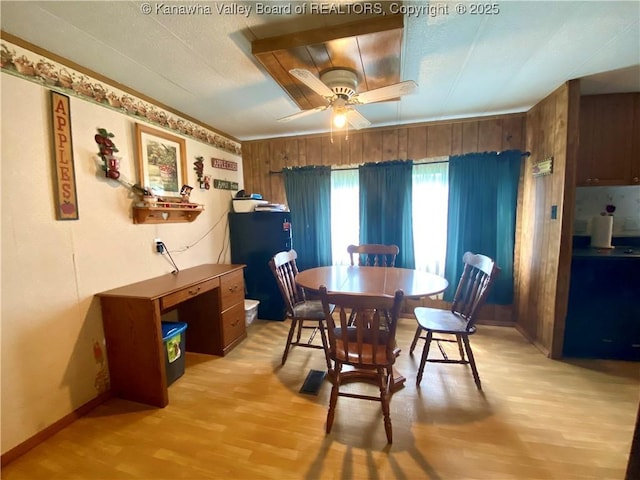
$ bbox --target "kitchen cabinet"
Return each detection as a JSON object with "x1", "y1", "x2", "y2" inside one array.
[
  {"x1": 563, "y1": 252, "x2": 640, "y2": 360},
  {"x1": 576, "y1": 93, "x2": 640, "y2": 186}
]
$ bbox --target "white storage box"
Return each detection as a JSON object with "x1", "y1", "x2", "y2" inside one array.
[
  {"x1": 245, "y1": 299, "x2": 260, "y2": 325},
  {"x1": 232, "y1": 199, "x2": 268, "y2": 213}
]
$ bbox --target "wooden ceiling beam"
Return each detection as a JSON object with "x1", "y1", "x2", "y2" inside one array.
[
  {"x1": 251, "y1": 15, "x2": 403, "y2": 54},
  {"x1": 252, "y1": 14, "x2": 405, "y2": 111}
]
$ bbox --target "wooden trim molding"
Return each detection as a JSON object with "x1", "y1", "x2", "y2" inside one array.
[
  {"x1": 404, "y1": 297, "x2": 514, "y2": 325},
  {"x1": 514, "y1": 324, "x2": 552, "y2": 358},
  {"x1": 1, "y1": 391, "x2": 112, "y2": 466}
]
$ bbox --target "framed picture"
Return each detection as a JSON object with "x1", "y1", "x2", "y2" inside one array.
[{"x1": 135, "y1": 123, "x2": 187, "y2": 197}]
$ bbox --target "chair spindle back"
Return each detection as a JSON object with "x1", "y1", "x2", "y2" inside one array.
[
  {"x1": 320, "y1": 287, "x2": 404, "y2": 367},
  {"x1": 450, "y1": 252, "x2": 500, "y2": 330},
  {"x1": 347, "y1": 244, "x2": 399, "y2": 267},
  {"x1": 269, "y1": 250, "x2": 306, "y2": 316}
]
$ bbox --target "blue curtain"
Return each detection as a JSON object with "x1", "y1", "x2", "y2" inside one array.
[
  {"x1": 444, "y1": 150, "x2": 522, "y2": 304},
  {"x1": 282, "y1": 166, "x2": 332, "y2": 271},
  {"x1": 358, "y1": 160, "x2": 415, "y2": 269}
]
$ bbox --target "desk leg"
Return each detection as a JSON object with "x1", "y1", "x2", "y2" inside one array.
[{"x1": 101, "y1": 297, "x2": 168, "y2": 407}]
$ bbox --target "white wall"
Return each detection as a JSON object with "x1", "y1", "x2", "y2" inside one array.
[
  {"x1": 0, "y1": 73, "x2": 243, "y2": 454},
  {"x1": 574, "y1": 185, "x2": 640, "y2": 236}
]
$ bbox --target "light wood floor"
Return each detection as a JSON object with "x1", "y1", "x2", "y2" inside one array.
[{"x1": 2, "y1": 318, "x2": 639, "y2": 480}]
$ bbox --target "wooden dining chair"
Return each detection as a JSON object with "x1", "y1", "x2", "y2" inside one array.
[
  {"x1": 410, "y1": 252, "x2": 500, "y2": 390},
  {"x1": 269, "y1": 250, "x2": 331, "y2": 370},
  {"x1": 347, "y1": 244, "x2": 399, "y2": 267},
  {"x1": 319, "y1": 285, "x2": 404, "y2": 443}
]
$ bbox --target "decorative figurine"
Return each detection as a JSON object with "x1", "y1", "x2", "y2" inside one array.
[
  {"x1": 180, "y1": 184, "x2": 193, "y2": 202},
  {"x1": 94, "y1": 128, "x2": 120, "y2": 179},
  {"x1": 194, "y1": 156, "x2": 205, "y2": 188}
]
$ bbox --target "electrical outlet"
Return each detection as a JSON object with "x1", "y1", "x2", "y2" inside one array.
[{"x1": 154, "y1": 238, "x2": 164, "y2": 254}]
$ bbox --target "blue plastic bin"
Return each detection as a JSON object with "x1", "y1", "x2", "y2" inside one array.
[{"x1": 161, "y1": 322, "x2": 187, "y2": 385}]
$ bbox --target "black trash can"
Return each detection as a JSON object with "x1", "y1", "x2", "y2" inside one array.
[{"x1": 161, "y1": 322, "x2": 187, "y2": 385}]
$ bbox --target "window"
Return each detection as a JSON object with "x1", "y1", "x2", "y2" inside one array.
[
  {"x1": 330, "y1": 161, "x2": 448, "y2": 272},
  {"x1": 331, "y1": 168, "x2": 359, "y2": 265},
  {"x1": 411, "y1": 162, "x2": 448, "y2": 274}
]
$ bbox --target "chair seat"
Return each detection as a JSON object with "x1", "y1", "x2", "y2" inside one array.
[
  {"x1": 292, "y1": 300, "x2": 327, "y2": 319},
  {"x1": 414, "y1": 307, "x2": 476, "y2": 334}
]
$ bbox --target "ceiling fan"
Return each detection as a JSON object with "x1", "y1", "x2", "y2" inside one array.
[{"x1": 277, "y1": 68, "x2": 418, "y2": 130}]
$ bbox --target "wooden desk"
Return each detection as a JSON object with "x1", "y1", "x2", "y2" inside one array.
[
  {"x1": 295, "y1": 265, "x2": 448, "y2": 298},
  {"x1": 96, "y1": 264, "x2": 246, "y2": 407},
  {"x1": 296, "y1": 266, "x2": 448, "y2": 390}
]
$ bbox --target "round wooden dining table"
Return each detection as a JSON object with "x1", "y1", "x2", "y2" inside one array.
[
  {"x1": 295, "y1": 265, "x2": 449, "y2": 299},
  {"x1": 295, "y1": 265, "x2": 449, "y2": 390}
]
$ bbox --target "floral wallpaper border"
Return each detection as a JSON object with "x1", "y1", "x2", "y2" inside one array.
[{"x1": 1, "y1": 40, "x2": 241, "y2": 156}]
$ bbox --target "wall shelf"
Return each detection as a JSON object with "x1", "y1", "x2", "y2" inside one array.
[{"x1": 133, "y1": 204, "x2": 204, "y2": 224}]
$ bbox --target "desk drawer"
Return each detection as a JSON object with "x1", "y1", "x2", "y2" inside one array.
[
  {"x1": 161, "y1": 278, "x2": 219, "y2": 311},
  {"x1": 220, "y1": 269, "x2": 244, "y2": 310},
  {"x1": 222, "y1": 302, "x2": 245, "y2": 345}
]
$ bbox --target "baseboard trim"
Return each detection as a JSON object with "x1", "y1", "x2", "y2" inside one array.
[
  {"x1": 477, "y1": 319, "x2": 517, "y2": 327},
  {"x1": 403, "y1": 298, "x2": 514, "y2": 325},
  {"x1": 1, "y1": 390, "x2": 112, "y2": 467},
  {"x1": 514, "y1": 323, "x2": 551, "y2": 358}
]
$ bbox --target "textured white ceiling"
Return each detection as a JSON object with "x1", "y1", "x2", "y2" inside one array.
[{"x1": 1, "y1": 1, "x2": 639, "y2": 141}]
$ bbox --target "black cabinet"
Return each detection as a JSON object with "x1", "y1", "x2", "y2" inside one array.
[
  {"x1": 228, "y1": 212, "x2": 292, "y2": 321},
  {"x1": 564, "y1": 255, "x2": 640, "y2": 360}
]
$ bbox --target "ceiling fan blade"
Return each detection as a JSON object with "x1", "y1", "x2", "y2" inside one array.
[
  {"x1": 351, "y1": 80, "x2": 418, "y2": 104},
  {"x1": 277, "y1": 105, "x2": 328, "y2": 123},
  {"x1": 289, "y1": 68, "x2": 336, "y2": 99},
  {"x1": 346, "y1": 108, "x2": 371, "y2": 130}
]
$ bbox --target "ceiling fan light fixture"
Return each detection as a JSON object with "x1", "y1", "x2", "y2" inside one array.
[
  {"x1": 279, "y1": 68, "x2": 414, "y2": 135},
  {"x1": 320, "y1": 69, "x2": 358, "y2": 99},
  {"x1": 332, "y1": 109, "x2": 347, "y2": 129}
]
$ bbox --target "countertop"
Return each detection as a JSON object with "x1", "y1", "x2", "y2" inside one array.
[
  {"x1": 572, "y1": 236, "x2": 640, "y2": 258},
  {"x1": 572, "y1": 246, "x2": 640, "y2": 259}
]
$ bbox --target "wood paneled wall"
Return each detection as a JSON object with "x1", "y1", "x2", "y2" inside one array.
[
  {"x1": 241, "y1": 114, "x2": 526, "y2": 205},
  {"x1": 513, "y1": 81, "x2": 580, "y2": 358},
  {"x1": 241, "y1": 114, "x2": 526, "y2": 325}
]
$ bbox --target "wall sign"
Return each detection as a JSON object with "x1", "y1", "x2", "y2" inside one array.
[
  {"x1": 532, "y1": 156, "x2": 553, "y2": 177},
  {"x1": 211, "y1": 158, "x2": 237, "y2": 171},
  {"x1": 213, "y1": 179, "x2": 239, "y2": 191},
  {"x1": 50, "y1": 91, "x2": 79, "y2": 220}
]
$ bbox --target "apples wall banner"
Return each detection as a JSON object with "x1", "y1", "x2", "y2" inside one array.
[{"x1": 50, "y1": 91, "x2": 79, "y2": 220}]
